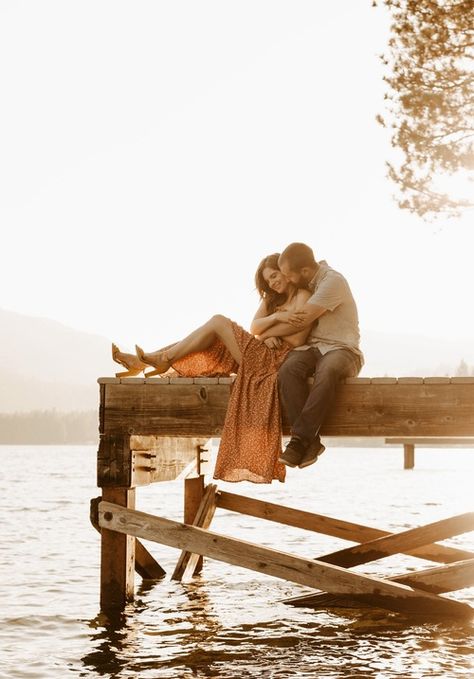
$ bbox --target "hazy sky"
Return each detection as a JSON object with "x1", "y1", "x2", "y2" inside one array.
[{"x1": 1, "y1": 1, "x2": 473, "y2": 353}]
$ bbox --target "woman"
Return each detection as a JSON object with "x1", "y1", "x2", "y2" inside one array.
[{"x1": 113, "y1": 254, "x2": 311, "y2": 483}]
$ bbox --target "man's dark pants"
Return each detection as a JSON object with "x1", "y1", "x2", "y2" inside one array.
[{"x1": 278, "y1": 347, "x2": 361, "y2": 447}]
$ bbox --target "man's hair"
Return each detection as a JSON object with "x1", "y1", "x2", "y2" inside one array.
[{"x1": 279, "y1": 242, "x2": 316, "y2": 272}]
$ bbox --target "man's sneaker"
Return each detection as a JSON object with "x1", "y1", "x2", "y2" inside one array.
[
  {"x1": 279, "y1": 436, "x2": 306, "y2": 467},
  {"x1": 299, "y1": 439, "x2": 326, "y2": 469}
]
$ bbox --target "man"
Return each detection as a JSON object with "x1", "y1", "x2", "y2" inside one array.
[{"x1": 259, "y1": 242, "x2": 363, "y2": 469}]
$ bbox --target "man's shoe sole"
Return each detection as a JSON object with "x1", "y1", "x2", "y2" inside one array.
[
  {"x1": 298, "y1": 444, "x2": 325, "y2": 469},
  {"x1": 278, "y1": 455, "x2": 299, "y2": 468}
]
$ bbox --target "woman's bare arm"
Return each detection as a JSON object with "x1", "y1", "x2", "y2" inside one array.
[
  {"x1": 257, "y1": 289, "x2": 313, "y2": 345},
  {"x1": 250, "y1": 299, "x2": 288, "y2": 335},
  {"x1": 251, "y1": 289, "x2": 311, "y2": 346}
]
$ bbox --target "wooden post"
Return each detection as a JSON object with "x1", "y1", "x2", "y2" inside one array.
[
  {"x1": 404, "y1": 443, "x2": 415, "y2": 469},
  {"x1": 91, "y1": 496, "x2": 166, "y2": 580},
  {"x1": 100, "y1": 487, "x2": 136, "y2": 610},
  {"x1": 184, "y1": 476, "x2": 204, "y2": 574},
  {"x1": 183, "y1": 444, "x2": 207, "y2": 573},
  {"x1": 173, "y1": 484, "x2": 218, "y2": 581},
  {"x1": 184, "y1": 477, "x2": 205, "y2": 524}
]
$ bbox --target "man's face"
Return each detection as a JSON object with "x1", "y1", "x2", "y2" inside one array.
[{"x1": 279, "y1": 259, "x2": 308, "y2": 288}]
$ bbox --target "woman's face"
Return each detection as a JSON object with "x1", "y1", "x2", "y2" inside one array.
[{"x1": 262, "y1": 266, "x2": 288, "y2": 294}]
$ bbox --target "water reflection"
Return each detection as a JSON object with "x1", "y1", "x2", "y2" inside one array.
[
  {"x1": 2, "y1": 445, "x2": 474, "y2": 678},
  {"x1": 81, "y1": 580, "x2": 474, "y2": 678},
  {"x1": 83, "y1": 580, "x2": 223, "y2": 677},
  {"x1": 83, "y1": 605, "x2": 142, "y2": 676}
]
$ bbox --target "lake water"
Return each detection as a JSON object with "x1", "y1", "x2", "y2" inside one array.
[{"x1": 0, "y1": 444, "x2": 473, "y2": 678}]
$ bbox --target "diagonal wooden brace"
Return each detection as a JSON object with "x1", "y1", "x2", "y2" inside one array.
[
  {"x1": 98, "y1": 500, "x2": 474, "y2": 620},
  {"x1": 285, "y1": 557, "x2": 474, "y2": 608},
  {"x1": 216, "y1": 491, "x2": 474, "y2": 564},
  {"x1": 313, "y1": 512, "x2": 474, "y2": 569},
  {"x1": 90, "y1": 496, "x2": 166, "y2": 579},
  {"x1": 172, "y1": 484, "x2": 218, "y2": 582}
]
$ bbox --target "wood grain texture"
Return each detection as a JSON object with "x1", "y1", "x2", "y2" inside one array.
[
  {"x1": 315, "y1": 513, "x2": 474, "y2": 568},
  {"x1": 99, "y1": 381, "x2": 474, "y2": 438},
  {"x1": 98, "y1": 435, "x2": 208, "y2": 487},
  {"x1": 386, "y1": 437, "x2": 474, "y2": 445},
  {"x1": 285, "y1": 558, "x2": 474, "y2": 608},
  {"x1": 100, "y1": 488, "x2": 136, "y2": 609},
  {"x1": 97, "y1": 434, "x2": 132, "y2": 487},
  {"x1": 98, "y1": 500, "x2": 474, "y2": 619},
  {"x1": 90, "y1": 496, "x2": 165, "y2": 580},
  {"x1": 216, "y1": 491, "x2": 474, "y2": 564},
  {"x1": 172, "y1": 483, "x2": 218, "y2": 581}
]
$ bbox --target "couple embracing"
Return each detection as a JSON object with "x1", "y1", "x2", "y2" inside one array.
[{"x1": 113, "y1": 242, "x2": 363, "y2": 484}]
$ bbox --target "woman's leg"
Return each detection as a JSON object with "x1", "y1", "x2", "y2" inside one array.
[{"x1": 140, "y1": 315, "x2": 242, "y2": 366}]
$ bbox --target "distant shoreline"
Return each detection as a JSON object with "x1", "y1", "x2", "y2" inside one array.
[{"x1": 0, "y1": 410, "x2": 98, "y2": 445}]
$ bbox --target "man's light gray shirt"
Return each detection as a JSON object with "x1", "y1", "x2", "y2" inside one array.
[{"x1": 298, "y1": 260, "x2": 364, "y2": 367}]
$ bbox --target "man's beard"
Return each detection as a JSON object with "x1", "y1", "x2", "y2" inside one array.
[{"x1": 295, "y1": 273, "x2": 310, "y2": 290}]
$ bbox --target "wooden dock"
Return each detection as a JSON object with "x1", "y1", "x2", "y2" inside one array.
[
  {"x1": 385, "y1": 437, "x2": 474, "y2": 469},
  {"x1": 91, "y1": 375, "x2": 474, "y2": 620}
]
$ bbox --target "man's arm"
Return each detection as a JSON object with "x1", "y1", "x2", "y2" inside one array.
[
  {"x1": 259, "y1": 303, "x2": 327, "y2": 340},
  {"x1": 250, "y1": 303, "x2": 294, "y2": 336}
]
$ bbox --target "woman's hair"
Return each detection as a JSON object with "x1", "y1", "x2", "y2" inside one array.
[
  {"x1": 254, "y1": 253, "x2": 287, "y2": 314},
  {"x1": 279, "y1": 242, "x2": 316, "y2": 272}
]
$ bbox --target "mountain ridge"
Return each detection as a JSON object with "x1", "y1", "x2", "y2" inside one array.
[{"x1": 0, "y1": 307, "x2": 472, "y2": 412}]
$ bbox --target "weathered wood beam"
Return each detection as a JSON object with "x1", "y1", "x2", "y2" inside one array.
[
  {"x1": 98, "y1": 500, "x2": 474, "y2": 619},
  {"x1": 386, "y1": 437, "x2": 474, "y2": 446},
  {"x1": 390, "y1": 557, "x2": 474, "y2": 593},
  {"x1": 130, "y1": 436, "x2": 208, "y2": 485},
  {"x1": 98, "y1": 435, "x2": 208, "y2": 487},
  {"x1": 90, "y1": 496, "x2": 166, "y2": 579},
  {"x1": 134, "y1": 541, "x2": 166, "y2": 580},
  {"x1": 97, "y1": 434, "x2": 132, "y2": 487},
  {"x1": 216, "y1": 491, "x2": 474, "y2": 564},
  {"x1": 99, "y1": 380, "x2": 474, "y2": 437},
  {"x1": 285, "y1": 558, "x2": 474, "y2": 608},
  {"x1": 182, "y1": 474, "x2": 205, "y2": 573},
  {"x1": 172, "y1": 484, "x2": 218, "y2": 582},
  {"x1": 102, "y1": 383, "x2": 230, "y2": 437},
  {"x1": 404, "y1": 443, "x2": 415, "y2": 469},
  {"x1": 316, "y1": 513, "x2": 474, "y2": 569},
  {"x1": 99, "y1": 489, "x2": 136, "y2": 609}
]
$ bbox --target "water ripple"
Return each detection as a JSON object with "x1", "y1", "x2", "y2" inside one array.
[{"x1": 1, "y1": 445, "x2": 473, "y2": 678}]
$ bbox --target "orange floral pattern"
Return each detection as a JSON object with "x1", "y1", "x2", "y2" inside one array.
[{"x1": 171, "y1": 321, "x2": 290, "y2": 483}]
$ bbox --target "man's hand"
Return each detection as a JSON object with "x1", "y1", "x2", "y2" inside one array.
[
  {"x1": 285, "y1": 310, "x2": 311, "y2": 327},
  {"x1": 263, "y1": 337, "x2": 282, "y2": 349}
]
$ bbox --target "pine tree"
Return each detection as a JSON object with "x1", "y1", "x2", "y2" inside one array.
[{"x1": 455, "y1": 358, "x2": 469, "y2": 376}]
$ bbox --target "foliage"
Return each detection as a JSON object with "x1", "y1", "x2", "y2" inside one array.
[
  {"x1": 0, "y1": 410, "x2": 98, "y2": 444},
  {"x1": 455, "y1": 358, "x2": 473, "y2": 376},
  {"x1": 376, "y1": 0, "x2": 474, "y2": 219}
]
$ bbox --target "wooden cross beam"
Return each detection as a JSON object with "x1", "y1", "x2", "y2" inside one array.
[
  {"x1": 90, "y1": 494, "x2": 166, "y2": 582},
  {"x1": 216, "y1": 491, "x2": 474, "y2": 564},
  {"x1": 285, "y1": 558, "x2": 474, "y2": 609},
  {"x1": 97, "y1": 500, "x2": 474, "y2": 620},
  {"x1": 313, "y1": 512, "x2": 474, "y2": 569},
  {"x1": 98, "y1": 377, "x2": 474, "y2": 438}
]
